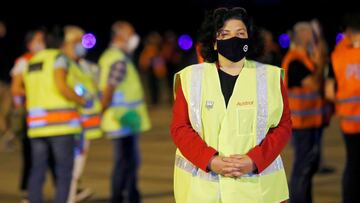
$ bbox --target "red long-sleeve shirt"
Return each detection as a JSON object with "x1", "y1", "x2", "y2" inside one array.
[{"x1": 170, "y1": 79, "x2": 292, "y2": 173}]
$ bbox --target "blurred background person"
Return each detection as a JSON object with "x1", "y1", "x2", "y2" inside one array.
[
  {"x1": 326, "y1": 12, "x2": 360, "y2": 203},
  {"x1": 310, "y1": 19, "x2": 336, "y2": 175},
  {"x1": 139, "y1": 31, "x2": 166, "y2": 106},
  {"x1": 0, "y1": 20, "x2": 14, "y2": 151},
  {"x1": 282, "y1": 22, "x2": 327, "y2": 203},
  {"x1": 9, "y1": 28, "x2": 46, "y2": 203},
  {"x1": 22, "y1": 26, "x2": 89, "y2": 203},
  {"x1": 60, "y1": 26, "x2": 103, "y2": 203},
  {"x1": 255, "y1": 28, "x2": 282, "y2": 66},
  {"x1": 161, "y1": 31, "x2": 181, "y2": 103},
  {"x1": 98, "y1": 21, "x2": 151, "y2": 203},
  {"x1": 69, "y1": 57, "x2": 102, "y2": 203}
]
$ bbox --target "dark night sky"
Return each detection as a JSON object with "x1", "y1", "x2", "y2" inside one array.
[{"x1": 0, "y1": 0, "x2": 359, "y2": 81}]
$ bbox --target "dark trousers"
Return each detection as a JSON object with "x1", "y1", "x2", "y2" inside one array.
[
  {"x1": 20, "y1": 135, "x2": 31, "y2": 191},
  {"x1": 290, "y1": 128, "x2": 323, "y2": 203},
  {"x1": 148, "y1": 70, "x2": 159, "y2": 105},
  {"x1": 19, "y1": 134, "x2": 57, "y2": 193},
  {"x1": 28, "y1": 135, "x2": 74, "y2": 203},
  {"x1": 342, "y1": 133, "x2": 360, "y2": 203},
  {"x1": 111, "y1": 134, "x2": 140, "y2": 203}
]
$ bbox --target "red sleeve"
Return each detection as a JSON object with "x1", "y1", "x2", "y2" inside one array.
[
  {"x1": 247, "y1": 79, "x2": 292, "y2": 173},
  {"x1": 170, "y1": 86, "x2": 218, "y2": 172}
]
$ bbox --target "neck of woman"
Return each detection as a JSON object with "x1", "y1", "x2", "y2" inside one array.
[{"x1": 218, "y1": 54, "x2": 245, "y2": 76}]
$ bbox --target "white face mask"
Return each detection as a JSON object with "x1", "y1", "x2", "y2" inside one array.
[
  {"x1": 75, "y1": 43, "x2": 87, "y2": 58},
  {"x1": 126, "y1": 34, "x2": 140, "y2": 53}
]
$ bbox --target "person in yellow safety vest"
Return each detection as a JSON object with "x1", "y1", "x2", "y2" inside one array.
[
  {"x1": 60, "y1": 26, "x2": 103, "y2": 203},
  {"x1": 9, "y1": 29, "x2": 48, "y2": 203},
  {"x1": 170, "y1": 7, "x2": 292, "y2": 203},
  {"x1": 98, "y1": 21, "x2": 151, "y2": 203},
  {"x1": 21, "y1": 28, "x2": 90, "y2": 203}
]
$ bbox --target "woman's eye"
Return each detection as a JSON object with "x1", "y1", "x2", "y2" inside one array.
[{"x1": 237, "y1": 32, "x2": 246, "y2": 37}]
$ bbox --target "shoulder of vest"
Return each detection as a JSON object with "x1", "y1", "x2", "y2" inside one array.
[
  {"x1": 29, "y1": 49, "x2": 60, "y2": 63},
  {"x1": 42, "y1": 49, "x2": 60, "y2": 54},
  {"x1": 177, "y1": 62, "x2": 211, "y2": 75},
  {"x1": 251, "y1": 60, "x2": 282, "y2": 78},
  {"x1": 100, "y1": 48, "x2": 126, "y2": 63},
  {"x1": 19, "y1": 53, "x2": 33, "y2": 60},
  {"x1": 249, "y1": 60, "x2": 280, "y2": 70},
  {"x1": 108, "y1": 48, "x2": 125, "y2": 57},
  {"x1": 264, "y1": 63, "x2": 282, "y2": 71}
]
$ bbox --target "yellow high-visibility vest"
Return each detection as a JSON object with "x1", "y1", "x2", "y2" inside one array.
[
  {"x1": 98, "y1": 47, "x2": 151, "y2": 138},
  {"x1": 68, "y1": 59, "x2": 102, "y2": 140},
  {"x1": 23, "y1": 49, "x2": 81, "y2": 138},
  {"x1": 173, "y1": 60, "x2": 289, "y2": 203}
]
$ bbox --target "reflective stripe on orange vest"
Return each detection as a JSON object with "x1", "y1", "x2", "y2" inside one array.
[
  {"x1": 80, "y1": 113, "x2": 101, "y2": 129},
  {"x1": 282, "y1": 49, "x2": 326, "y2": 129},
  {"x1": 332, "y1": 44, "x2": 360, "y2": 133},
  {"x1": 28, "y1": 108, "x2": 80, "y2": 128}
]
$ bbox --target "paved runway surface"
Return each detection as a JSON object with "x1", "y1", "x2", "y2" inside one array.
[{"x1": 0, "y1": 104, "x2": 345, "y2": 203}]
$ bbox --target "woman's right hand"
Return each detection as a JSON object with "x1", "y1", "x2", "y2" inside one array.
[{"x1": 209, "y1": 156, "x2": 240, "y2": 176}]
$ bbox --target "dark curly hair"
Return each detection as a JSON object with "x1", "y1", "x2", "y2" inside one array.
[{"x1": 198, "y1": 7, "x2": 261, "y2": 63}]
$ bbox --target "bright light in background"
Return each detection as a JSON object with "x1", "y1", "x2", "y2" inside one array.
[
  {"x1": 278, "y1": 33, "x2": 291, "y2": 49},
  {"x1": 336, "y1": 33, "x2": 344, "y2": 44},
  {"x1": 178, "y1": 34, "x2": 193, "y2": 51},
  {"x1": 82, "y1": 33, "x2": 96, "y2": 49}
]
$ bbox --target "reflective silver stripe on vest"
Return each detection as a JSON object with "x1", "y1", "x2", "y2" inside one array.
[
  {"x1": 175, "y1": 155, "x2": 219, "y2": 182},
  {"x1": 255, "y1": 62, "x2": 284, "y2": 175},
  {"x1": 189, "y1": 64, "x2": 204, "y2": 134},
  {"x1": 176, "y1": 62, "x2": 284, "y2": 180},
  {"x1": 255, "y1": 62, "x2": 268, "y2": 145}
]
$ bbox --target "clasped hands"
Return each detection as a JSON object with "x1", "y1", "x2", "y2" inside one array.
[{"x1": 209, "y1": 154, "x2": 256, "y2": 178}]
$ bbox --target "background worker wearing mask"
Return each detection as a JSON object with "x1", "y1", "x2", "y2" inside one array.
[
  {"x1": 98, "y1": 21, "x2": 151, "y2": 203},
  {"x1": 326, "y1": 13, "x2": 360, "y2": 203},
  {"x1": 21, "y1": 26, "x2": 89, "y2": 203},
  {"x1": 10, "y1": 29, "x2": 46, "y2": 203},
  {"x1": 171, "y1": 7, "x2": 292, "y2": 203},
  {"x1": 282, "y1": 22, "x2": 327, "y2": 203},
  {"x1": 60, "y1": 26, "x2": 103, "y2": 203}
]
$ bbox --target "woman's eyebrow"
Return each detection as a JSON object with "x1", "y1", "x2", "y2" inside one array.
[
  {"x1": 220, "y1": 29, "x2": 230, "y2": 32},
  {"x1": 236, "y1": 28, "x2": 247, "y2": 32}
]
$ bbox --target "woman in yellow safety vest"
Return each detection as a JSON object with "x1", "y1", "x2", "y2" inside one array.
[{"x1": 170, "y1": 7, "x2": 292, "y2": 203}]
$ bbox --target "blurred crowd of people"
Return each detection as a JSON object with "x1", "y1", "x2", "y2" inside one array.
[
  {"x1": 0, "y1": 17, "x2": 196, "y2": 203},
  {"x1": 282, "y1": 14, "x2": 360, "y2": 203}
]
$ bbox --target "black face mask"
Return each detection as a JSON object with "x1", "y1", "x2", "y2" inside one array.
[{"x1": 217, "y1": 37, "x2": 249, "y2": 62}]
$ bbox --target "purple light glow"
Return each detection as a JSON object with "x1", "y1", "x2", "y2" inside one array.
[
  {"x1": 82, "y1": 33, "x2": 96, "y2": 49},
  {"x1": 178, "y1": 34, "x2": 193, "y2": 50},
  {"x1": 336, "y1": 33, "x2": 344, "y2": 44},
  {"x1": 278, "y1": 33, "x2": 290, "y2": 49}
]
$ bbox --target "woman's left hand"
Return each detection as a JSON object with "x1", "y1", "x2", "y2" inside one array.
[{"x1": 222, "y1": 154, "x2": 256, "y2": 177}]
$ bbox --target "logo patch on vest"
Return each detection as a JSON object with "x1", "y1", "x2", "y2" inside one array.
[
  {"x1": 236, "y1": 101, "x2": 254, "y2": 106},
  {"x1": 346, "y1": 63, "x2": 360, "y2": 80},
  {"x1": 28, "y1": 62, "x2": 43, "y2": 72},
  {"x1": 205, "y1": 100, "x2": 214, "y2": 110}
]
